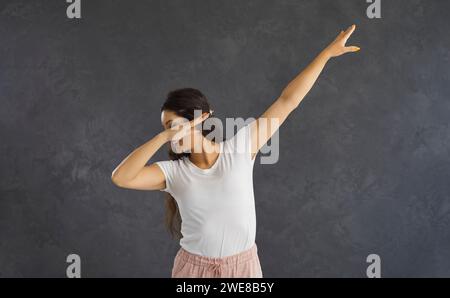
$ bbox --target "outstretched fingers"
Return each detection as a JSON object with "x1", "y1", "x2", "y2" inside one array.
[
  {"x1": 189, "y1": 112, "x2": 210, "y2": 128},
  {"x1": 172, "y1": 112, "x2": 209, "y2": 141},
  {"x1": 345, "y1": 46, "x2": 361, "y2": 53},
  {"x1": 342, "y1": 24, "x2": 360, "y2": 53},
  {"x1": 343, "y1": 24, "x2": 356, "y2": 43}
]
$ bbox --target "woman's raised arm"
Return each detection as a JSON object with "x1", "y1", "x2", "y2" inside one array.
[{"x1": 250, "y1": 24, "x2": 360, "y2": 159}]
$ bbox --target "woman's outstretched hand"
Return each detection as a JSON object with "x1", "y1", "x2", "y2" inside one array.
[{"x1": 323, "y1": 24, "x2": 360, "y2": 58}]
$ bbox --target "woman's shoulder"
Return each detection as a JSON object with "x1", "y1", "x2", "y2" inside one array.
[
  {"x1": 155, "y1": 158, "x2": 187, "y2": 171},
  {"x1": 223, "y1": 121, "x2": 254, "y2": 154}
]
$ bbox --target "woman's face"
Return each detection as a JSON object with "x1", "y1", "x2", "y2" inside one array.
[{"x1": 161, "y1": 110, "x2": 202, "y2": 154}]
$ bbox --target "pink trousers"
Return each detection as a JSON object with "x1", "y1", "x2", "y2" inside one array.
[{"x1": 171, "y1": 243, "x2": 263, "y2": 278}]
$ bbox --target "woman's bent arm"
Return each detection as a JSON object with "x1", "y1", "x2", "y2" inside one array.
[
  {"x1": 111, "y1": 113, "x2": 209, "y2": 191},
  {"x1": 111, "y1": 131, "x2": 169, "y2": 191}
]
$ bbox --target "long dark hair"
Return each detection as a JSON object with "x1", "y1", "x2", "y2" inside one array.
[{"x1": 161, "y1": 87, "x2": 215, "y2": 239}]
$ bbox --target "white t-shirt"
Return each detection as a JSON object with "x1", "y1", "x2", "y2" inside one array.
[{"x1": 156, "y1": 122, "x2": 257, "y2": 258}]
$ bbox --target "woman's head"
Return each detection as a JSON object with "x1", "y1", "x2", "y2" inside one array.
[
  {"x1": 161, "y1": 88, "x2": 213, "y2": 157},
  {"x1": 161, "y1": 88, "x2": 211, "y2": 121}
]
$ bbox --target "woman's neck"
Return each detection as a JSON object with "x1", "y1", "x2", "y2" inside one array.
[{"x1": 188, "y1": 136, "x2": 221, "y2": 169}]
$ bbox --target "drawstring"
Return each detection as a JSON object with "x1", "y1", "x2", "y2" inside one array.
[
  {"x1": 177, "y1": 244, "x2": 258, "y2": 277},
  {"x1": 208, "y1": 263, "x2": 222, "y2": 277}
]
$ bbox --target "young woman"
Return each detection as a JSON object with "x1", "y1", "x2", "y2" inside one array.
[{"x1": 111, "y1": 24, "x2": 359, "y2": 278}]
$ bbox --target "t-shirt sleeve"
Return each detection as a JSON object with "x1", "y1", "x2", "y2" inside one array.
[
  {"x1": 155, "y1": 160, "x2": 176, "y2": 194},
  {"x1": 227, "y1": 120, "x2": 256, "y2": 164}
]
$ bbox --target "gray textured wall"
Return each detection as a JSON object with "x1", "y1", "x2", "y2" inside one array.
[{"x1": 1, "y1": 0, "x2": 450, "y2": 277}]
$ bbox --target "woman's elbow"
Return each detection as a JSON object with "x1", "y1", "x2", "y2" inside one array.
[{"x1": 111, "y1": 172, "x2": 126, "y2": 188}]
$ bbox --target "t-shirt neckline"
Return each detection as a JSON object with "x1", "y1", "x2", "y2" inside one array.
[{"x1": 184, "y1": 141, "x2": 224, "y2": 174}]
